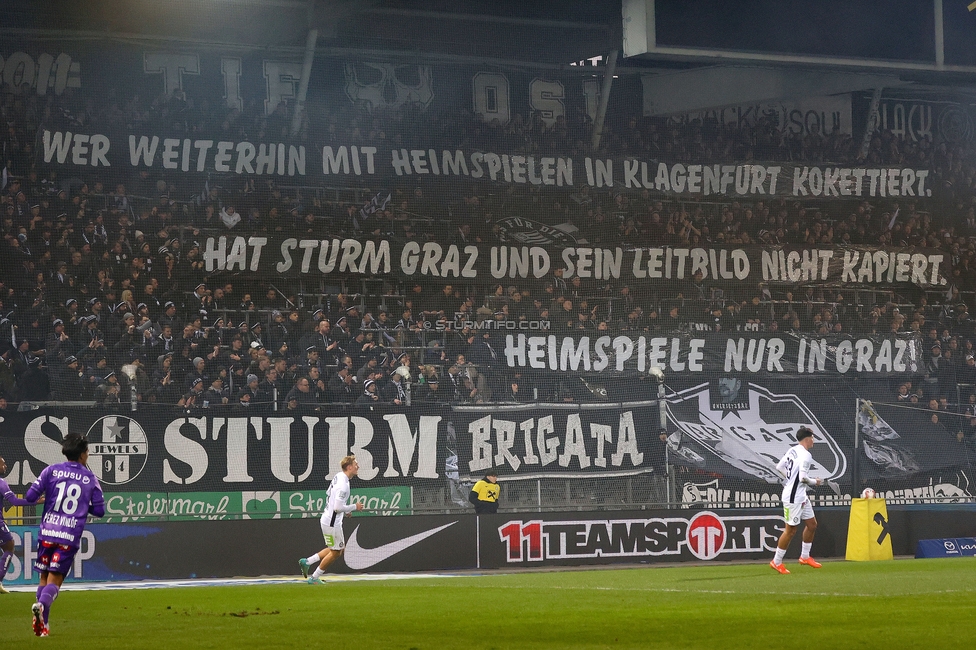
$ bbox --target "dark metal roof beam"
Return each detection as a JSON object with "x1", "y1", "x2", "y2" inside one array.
[
  {"x1": 0, "y1": 26, "x2": 634, "y2": 72},
  {"x1": 188, "y1": 0, "x2": 309, "y2": 8},
  {"x1": 366, "y1": 7, "x2": 611, "y2": 31}
]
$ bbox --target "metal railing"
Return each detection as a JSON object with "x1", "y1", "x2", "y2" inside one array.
[{"x1": 5, "y1": 480, "x2": 972, "y2": 526}]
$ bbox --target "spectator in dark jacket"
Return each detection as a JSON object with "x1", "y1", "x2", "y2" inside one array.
[{"x1": 18, "y1": 358, "x2": 51, "y2": 402}]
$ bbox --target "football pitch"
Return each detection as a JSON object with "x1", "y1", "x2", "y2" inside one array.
[{"x1": 2, "y1": 559, "x2": 975, "y2": 648}]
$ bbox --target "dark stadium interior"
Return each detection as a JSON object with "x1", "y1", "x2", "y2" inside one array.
[
  {"x1": 2, "y1": 0, "x2": 976, "y2": 507},
  {"x1": 5, "y1": 8, "x2": 976, "y2": 646}
]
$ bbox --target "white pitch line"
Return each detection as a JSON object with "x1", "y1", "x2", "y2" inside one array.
[
  {"x1": 402, "y1": 582, "x2": 976, "y2": 598},
  {"x1": 0, "y1": 573, "x2": 461, "y2": 593},
  {"x1": 4, "y1": 574, "x2": 973, "y2": 598}
]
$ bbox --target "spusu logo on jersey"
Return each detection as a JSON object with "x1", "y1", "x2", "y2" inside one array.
[{"x1": 497, "y1": 511, "x2": 783, "y2": 563}]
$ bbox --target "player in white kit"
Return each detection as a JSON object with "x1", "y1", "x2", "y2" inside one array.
[
  {"x1": 299, "y1": 455, "x2": 364, "y2": 584},
  {"x1": 770, "y1": 427, "x2": 823, "y2": 574}
]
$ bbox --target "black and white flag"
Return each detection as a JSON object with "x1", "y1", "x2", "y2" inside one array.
[{"x1": 355, "y1": 190, "x2": 391, "y2": 230}]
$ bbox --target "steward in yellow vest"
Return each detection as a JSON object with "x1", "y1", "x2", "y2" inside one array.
[{"x1": 469, "y1": 469, "x2": 500, "y2": 514}]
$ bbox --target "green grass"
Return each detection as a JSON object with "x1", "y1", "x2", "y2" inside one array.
[{"x1": 3, "y1": 559, "x2": 976, "y2": 648}]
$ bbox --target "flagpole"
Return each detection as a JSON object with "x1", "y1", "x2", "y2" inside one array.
[{"x1": 853, "y1": 398, "x2": 861, "y2": 496}]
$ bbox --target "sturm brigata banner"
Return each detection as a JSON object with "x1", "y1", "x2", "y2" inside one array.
[
  {"x1": 200, "y1": 235, "x2": 949, "y2": 288},
  {"x1": 0, "y1": 385, "x2": 967, "y2": 514},
  {"x1": 0, "y1": 404, "x2": 663, "y2": 494}
]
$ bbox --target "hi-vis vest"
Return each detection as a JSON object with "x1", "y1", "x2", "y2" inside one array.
[{"x1": 472, "y1": 479, "x2": 499, "y2": 504}]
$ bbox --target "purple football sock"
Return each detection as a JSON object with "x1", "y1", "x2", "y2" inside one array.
[
  {"x1": 0, "y1": 550, "x2": 11, "y2": 580},
  {"x1": 39, "y1": 584, "x2": 59, "y2": 625},
  {"x1": 36, "y1": 582, "x2": 45, "y2": 600}
]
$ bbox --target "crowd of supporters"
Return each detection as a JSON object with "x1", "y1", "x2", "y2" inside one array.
[{"x1": 3, "y1": 78, "x2": 976, "y2": 433}]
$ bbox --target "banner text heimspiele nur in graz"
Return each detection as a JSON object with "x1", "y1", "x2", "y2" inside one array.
[{"x1": 502, "y1": 333, "x2": 922, "y2": 375}]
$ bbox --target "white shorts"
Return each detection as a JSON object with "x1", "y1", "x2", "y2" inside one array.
[
  {"x1": 320, "y1": 523, "x2": 345, "y2": 550},
  {"x1": 783, "y1": 499, "x2": 814, "y2": 526}
]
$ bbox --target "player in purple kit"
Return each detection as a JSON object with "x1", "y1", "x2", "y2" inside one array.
[
  {"x1": 1, "y1": 455, "x2": 42, "y2": 594},
  {"x1": 24, "y1": 434, "x2": 105, "y2": 637}
]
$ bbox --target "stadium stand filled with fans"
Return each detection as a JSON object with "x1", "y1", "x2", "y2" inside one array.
[{"x1": 1, "y1": 78, "x2": 976, "y2": 459}]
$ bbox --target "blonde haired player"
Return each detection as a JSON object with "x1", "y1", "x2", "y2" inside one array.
[
  {"x1": 770, "y1": 427, "x2": 825, "y2": 574},
  {"x1": 299, "y1": 455, "x2": 364, "y2": 584}
]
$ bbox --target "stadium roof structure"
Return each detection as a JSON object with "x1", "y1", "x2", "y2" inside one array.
[
  {"x1": 5, "y1": 0, "x2": 976, "y2": 121},
  {"x1": 0, "y1": 0, "x2": 622, "y2": 70}
]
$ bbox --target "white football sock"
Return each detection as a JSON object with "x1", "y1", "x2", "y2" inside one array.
[
  {"x1": 306, "y1": 553, "x2": 321, "y2": 564},
  {"x1": 773, "y1": 548, "x2": 787, "y2": 565},
  {"x1": 801, "y1": 542, "x2": 812, "y2": 559},
  {"x1": 311, "y1": 568, "x2": 325, "y2": 579}
]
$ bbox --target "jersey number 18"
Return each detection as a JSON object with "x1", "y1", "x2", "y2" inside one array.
[{"x1": 52, "y1": 482, "x2": 82, "y2": 515}]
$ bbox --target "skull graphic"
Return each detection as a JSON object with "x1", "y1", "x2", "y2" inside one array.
[{"x1": 344, "y1": 62, "x2": 434, "y2": 112}]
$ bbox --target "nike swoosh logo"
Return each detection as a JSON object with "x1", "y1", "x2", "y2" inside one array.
[{"x1": 344, "y1": 521, "x2": 457, "y2": 570}]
